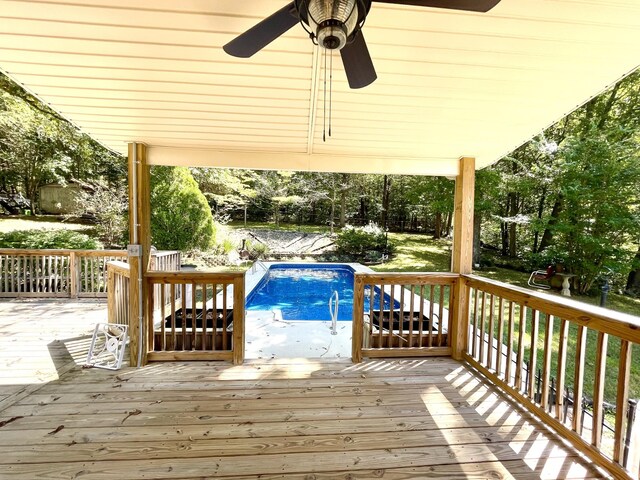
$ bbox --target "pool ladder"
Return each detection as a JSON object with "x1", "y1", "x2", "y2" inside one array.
[
  {"x1": 328, "y1": 290, "x2": 339, "y2": 335},
  {"x1": 251, "y1": 260, "x2": 267, "y2": 274}
]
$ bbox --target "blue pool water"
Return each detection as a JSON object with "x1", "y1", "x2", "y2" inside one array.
[{"x1": 245, "y1": 264, "x2": 397, "y2": 321}]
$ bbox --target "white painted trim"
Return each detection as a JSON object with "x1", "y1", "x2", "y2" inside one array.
[{"x1": 147, "y1": 146, "x2": 459, "y2": 176}]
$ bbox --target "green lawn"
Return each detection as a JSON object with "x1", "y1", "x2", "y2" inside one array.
[{"x1": 0, "y1": 215, "x2": 94, "y2": 234}]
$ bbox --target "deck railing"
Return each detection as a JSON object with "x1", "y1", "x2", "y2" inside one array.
[
  {"x1": 352, "y1": 272, "x2": 458, "y2": 361},
  {"x1": 106, "y1": 261, "x2": 130, "y2": 325},
  {"x1": 0, "y1": 248, "x2": 127, "y2": 298},
  {"x1": 463, "y1": 274, "x2": 640, "y2": 480},
  {"x1": 0, "y1": 248, "x2": 180, "y2": 298},
  {"x1": 145, "y1": 271, "x2": 245, "y2": 364},
  {"x1": 149, "y1": 250, "x2": 181, "y2": 271}
]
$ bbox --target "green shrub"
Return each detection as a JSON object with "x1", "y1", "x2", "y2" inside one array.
[
  {"x1": 248, "y1": 240, "x2": 269, "y2": 260},
  {"x1": 0, "y1": 229, "x2": 102, "y2": 249},
  {"x1": 335, "y1": 223, "x2": 388, "y2": 258},
  {"x1": 150, "y1": 166, "x2": 216, "y2": 251}
]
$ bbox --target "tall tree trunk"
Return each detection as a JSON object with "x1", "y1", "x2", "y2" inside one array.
[
  {"x1": 473, "y1": 212, "x2": 482, "y2": 267},
  {"x1": 381, "y1": 175, "x2": 392, "y2": 230},
  {"x1": 433, "y1": 212, "x2": 442, "y2": 239},
  {"x1": 330, "y1": 188, "x2": 336, "y2": 235},
  {"x1": 339, "y1": 173, "x2": 348, "y2": 228},
  {"x1": 508, "y1": 193, "x2": 518, "y2": 257},
  {"x1": 537, "y1": 195, "x2": 563, "y2": 253},
  {"x1": 359, "y1": 197, "x2": 366, "y2": 225},
  {"x1": 445, "y1": 211, "x2": 453, "y2": 236},
  {"x1": 625, "y1": 245, "x2": 640, "y2": 295},
  {"x1": 500, "y1": 221, "x2": 508, "y2": 256},
  {"x1": 533, "y1": 186, "x2": 548, "y2": 253}
]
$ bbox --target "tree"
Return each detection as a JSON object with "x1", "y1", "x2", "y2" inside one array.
[
  {"x1": 550, "y1": 132, "x2": 640, "y2": 293},
  {"x1": 0, "y1": 72, "x2": 126, "y2": 210},
  {"x1": 150, "y1": 166, "x2": 216, "y2": 251},
  {"x1": 66, "y1": 183, "x2": 128, "y2": 248}
]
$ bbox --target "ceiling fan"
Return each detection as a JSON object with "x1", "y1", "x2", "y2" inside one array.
[{"x1": 223, "y1": 0, "x2": 501, "y2": 89}]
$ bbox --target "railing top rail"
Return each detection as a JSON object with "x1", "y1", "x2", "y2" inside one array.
[
  {"x1": 151, "y1": 250, "x2": 180, "y2": 257},
  {"x1": 355, "y1": 272, "x2": 459, "y2": 286},
  {"x1": 464, "y1": 274, "x2": 640, "y2": 344},
  {"x1": 145, "y1": 271, "x2": 245, "y2": 283},
  {"x1": 107, "y1": 260, "x2": 131, "y2": 277},
  {"x1": 0, "y1": 248, "x2": 127, "y2": 256}
]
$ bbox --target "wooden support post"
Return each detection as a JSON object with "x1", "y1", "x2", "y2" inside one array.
[
  {"x1": 351, "y1": 274, "x2": 365, "y2": 363},
  {"x1": 69, "y1": 251, "x2": 78, "y2": 298},
  {"x1": 450, "y1": 157, "x2": 475, "y2": 360},
  {"x1": 107, "y1": 269, "x2": 115, "y2": 324},
  {"x1": 128, "y1": 142, "x2": 152, "y2": 366},
  {"x1": 232, "y1": 275, "x2": 246, "y2": 365}
]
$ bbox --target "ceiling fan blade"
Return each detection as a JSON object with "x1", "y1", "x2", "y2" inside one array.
[
  {"x1": 223, "y1": 2, "x2": 299, "y2": 58},
  {"x1": 374, "y1": 0, "x2": 500, "y2": 12},
  {"x1": 340, "y1": 31, "x2": 377, "y2": 89}
]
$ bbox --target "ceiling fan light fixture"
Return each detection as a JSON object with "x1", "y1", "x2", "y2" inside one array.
[{"x1": 307, "y1": 0, "x2": 359, "y2": 50}]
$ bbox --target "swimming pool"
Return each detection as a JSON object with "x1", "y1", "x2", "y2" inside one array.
[{"x1": 245, "y1": 263, "x2": 397, "y2": 321}]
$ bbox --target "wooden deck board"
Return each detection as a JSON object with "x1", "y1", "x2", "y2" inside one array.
[{"x1": 0, "y1": 300, "x2": 607, "y2": 479}]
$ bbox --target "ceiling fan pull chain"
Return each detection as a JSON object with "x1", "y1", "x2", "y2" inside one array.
[
  {"x1": 323, "y1": 46, "x2": 327, "y2": 142},
  {"x1": 329, "y1": 48, "x2": 333, "y2": 138}
]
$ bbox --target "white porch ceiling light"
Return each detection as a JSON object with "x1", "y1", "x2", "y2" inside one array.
[{"x1": 307, "y1": 0, "x2": 360, "y2": 50}]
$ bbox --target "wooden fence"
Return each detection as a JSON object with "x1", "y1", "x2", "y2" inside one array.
[
  {"x1": 352, "y1": 272, "x2": 458, "y2": 361},
  {"x1": 0, "y1": 248, "x2": 180, "y2": 298},
  {"x1": 463, "y1": 274, "x2": 640, "y2": 480},
  {"x1": 145, "y1": 271, "x2": 245, "y2": 364}
]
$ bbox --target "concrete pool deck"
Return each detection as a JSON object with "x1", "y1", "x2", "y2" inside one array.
[{"x1": 244, "y1": 312, "x2": 352, "y2": 359}]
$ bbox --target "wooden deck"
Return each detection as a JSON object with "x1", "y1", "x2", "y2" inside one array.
[{"x1": 0, "y1": 300, "x2": 608, "y2": 479}]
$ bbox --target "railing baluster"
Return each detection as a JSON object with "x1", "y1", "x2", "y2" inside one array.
[
  {"x1": 389, "y1": 284, "x2": 395, "y2": 348},
  {"x1": 515, "y1": 304, "x2": 526, "y2": 391},
  {"x1": 487, "y1": 294, "x2": 495, "y2": 369},
  {"x1": 505, "y1": 301, "x2": 514, "y2": 384},
  {"x1": 471, "y1": 288, "x2": 479, "y2": 357},
  {"x1": 160, "y1": 281, "x2": 166, "y2": 352},
  {"x1": 541, "y1": 313, "x2": 554, "y2": 410},
  {"x1": 613, "y1": 340, "x2": 632, "y2": 463},
  {"x1": 573, "y1": 325, "x2": 587, "y2": 433},
  {"x1": 496, "y1": 297, "x2": 504, "y2": 377},
  {"x1": 399, "y1": 285, "x2": 405, "y2": 348},
  {"x1": 528, "y1": 310, "x2": 539, "y2": 400},
  {"x1": 479, "y1": 291, "x2": 486, "y2": 364},
  {"x1": 222, "y1": 283, "x2": 228, "y2": 352},
  {"x1": 438, "y1": 284, "x2": 445, "y2": 347},
  {"x1": 191, "y1": 282, "x2": 197, "y2": 350},
  {"x1": 407, "y1": 284, "x2": 414, "y2": 347},
  {"x1": 428, "y1": 285, "x2": 434, "y2": 348},
  {"x1": 368, "y1": 283, "x2": 374, "y2": 349},
  {"x1": 556, "y1": 318, "x2": 569, "y2": 421},
  {"x1": 592, "y1": 331, "x2": 609, "y2": 447},
  {"x1": 202, "y1": 283, "x2": 208, "y2": 351},
  {"x1": 378, "y1": 283, "x2": 384, "y2": 348},
  {"x1": 170, "y1": 283, "x2": 176, "y2": 351}
]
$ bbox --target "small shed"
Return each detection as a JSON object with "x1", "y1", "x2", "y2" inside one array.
[{"x1": 39, "y1": 182, "x2": 92, "y2": 214}]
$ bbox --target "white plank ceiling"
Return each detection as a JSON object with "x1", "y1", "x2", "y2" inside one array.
[{"x1": 1, "y1": 0, "x2": 639, "y2": 175}]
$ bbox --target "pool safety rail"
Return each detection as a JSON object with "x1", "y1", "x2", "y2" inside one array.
[{"x1": 329, "y1": 290, "x2": 339, "y2": 335}]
